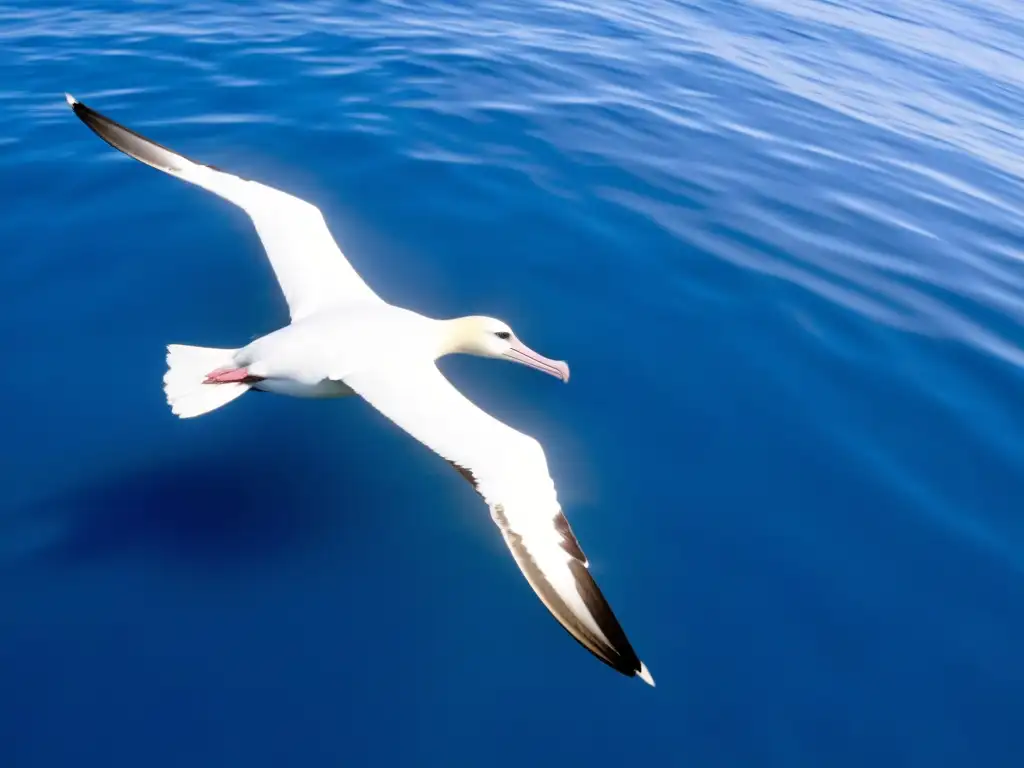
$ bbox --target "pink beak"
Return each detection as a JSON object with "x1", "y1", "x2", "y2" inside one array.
[{"x1": 503, "y1": 339, "x2": 570, "y2": 382}]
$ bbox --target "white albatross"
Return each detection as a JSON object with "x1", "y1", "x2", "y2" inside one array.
[{"x1": 65, "y1": 93, "x2": 654, "y2": 686}]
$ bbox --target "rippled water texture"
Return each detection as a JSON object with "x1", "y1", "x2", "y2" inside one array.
[{"x1": 2, "y1": 1, "x2": 1024, "y2": 766}]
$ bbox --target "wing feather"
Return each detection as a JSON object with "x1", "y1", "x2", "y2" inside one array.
[
  {"x1": 65, "y1": 93, "x2": 380, "y2": 320},
  {"x1": 344, "y1": 364, "x2": 652, "y2": 684}
]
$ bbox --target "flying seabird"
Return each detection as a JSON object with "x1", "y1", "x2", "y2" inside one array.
[{"x1": 65, "y1": 93, "x2": 654, "y2": 686}]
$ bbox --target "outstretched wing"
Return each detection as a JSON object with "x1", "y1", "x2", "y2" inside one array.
[
  {"x1": 66, "y1": 93, "x2": 381, "y2": 320},
  {"x1": 343, "y1": 363, "x2": 654, "y2": 684}
]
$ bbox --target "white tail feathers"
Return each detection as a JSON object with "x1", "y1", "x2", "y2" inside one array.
[{"x1": 164, "y1": 344, "x2": 251, "y2": 418}]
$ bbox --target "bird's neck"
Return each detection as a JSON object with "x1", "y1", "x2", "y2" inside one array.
[{"x1": 435, "y1": 317, "x2": 480, "y2": 358}]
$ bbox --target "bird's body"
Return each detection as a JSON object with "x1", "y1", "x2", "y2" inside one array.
[
  {"x1": 67, "y1": 92, "x2": 654, "y2": 686},
  {"x1": 240, "y1": 303, "x2": 440, "y2": 392}
]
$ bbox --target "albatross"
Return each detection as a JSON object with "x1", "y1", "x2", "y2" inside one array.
[{"x1": 65, "y1": 93, "x2": 654, "y2": 686}]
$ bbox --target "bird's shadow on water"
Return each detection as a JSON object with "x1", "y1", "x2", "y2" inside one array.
[{"x1": 40, "y1": 435, "x2": 368, "y2": 568}]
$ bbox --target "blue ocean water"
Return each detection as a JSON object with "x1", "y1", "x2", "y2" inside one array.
[{"x1": 3, "y1": 0, "x2": 1024, "y2": 764}]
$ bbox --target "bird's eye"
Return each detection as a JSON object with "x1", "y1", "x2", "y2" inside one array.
[{"x1": 495, "y1": 331, "x2": 511, "y2": 340}]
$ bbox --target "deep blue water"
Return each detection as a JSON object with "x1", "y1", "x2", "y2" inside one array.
[{"x1": 3, "y1": 0, "x2": 1024, "y2": 764}]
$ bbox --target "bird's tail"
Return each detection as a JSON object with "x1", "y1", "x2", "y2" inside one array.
[{"x1": 163, "y1": 344, "x2": 251, "y2": 418}]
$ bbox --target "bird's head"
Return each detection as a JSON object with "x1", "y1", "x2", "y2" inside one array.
[{"x1": 443, "y1": 316, "x2": 569, "y2": 382}]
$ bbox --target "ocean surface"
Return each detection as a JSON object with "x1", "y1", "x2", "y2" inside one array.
[{"x1": 3, "y1": 0, "x2": 1024, "y2": 765}]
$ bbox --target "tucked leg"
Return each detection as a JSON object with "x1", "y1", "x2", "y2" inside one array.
[{"x1": 204, "y1": 367, "x2": 254, "y2": 384}]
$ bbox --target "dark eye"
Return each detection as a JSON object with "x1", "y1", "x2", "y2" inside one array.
[{"x1": 495, "y1": 331, "x2": 511, "y2": 340}]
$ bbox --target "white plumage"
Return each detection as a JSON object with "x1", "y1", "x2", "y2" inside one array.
[
  {"x1": 164, "y1": 344, "x2": 249, "y2": 418},
  {"x1": 67, "y1": 92, "x2": 653, "y2": 686}
]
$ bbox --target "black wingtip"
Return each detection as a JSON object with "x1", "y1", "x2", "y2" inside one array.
[
  {"x1": 65, "y1": 93, "x2": 117, "y2": 137},
  {"x1": 65, "y1": 92, "x2": 107, "y2": 137},
  {"x1": 63, "y1": 91, "x2": 203, "y2": 178}
]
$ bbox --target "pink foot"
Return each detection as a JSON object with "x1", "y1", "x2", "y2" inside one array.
[{"x1": 204, "y1": 367, "x2": 252, "y2": 384}]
